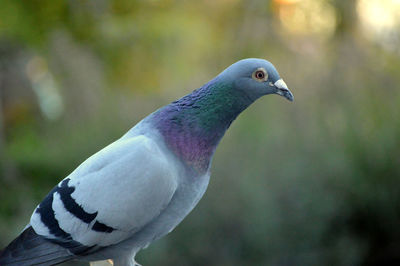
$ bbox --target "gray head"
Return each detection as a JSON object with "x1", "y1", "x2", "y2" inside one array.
[{"x1": 218, "y1": 58, "x2": 294, "y2": 102}]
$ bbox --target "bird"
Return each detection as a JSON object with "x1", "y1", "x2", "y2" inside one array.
[{"x1": 0, "y1": 58, "x2": 293, "y2": 266}]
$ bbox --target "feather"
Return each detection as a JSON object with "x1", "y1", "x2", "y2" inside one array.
[
  {"x1": 0, "y1": 226, "x2": 73, "y2": 266},
  {"x1": 31, "y1": 135, "x2": 179, "y2": 247}
]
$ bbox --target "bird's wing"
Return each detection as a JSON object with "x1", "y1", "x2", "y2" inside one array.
[{"x1": 30, "y1": 134, "x2": 179, "y2": 252}]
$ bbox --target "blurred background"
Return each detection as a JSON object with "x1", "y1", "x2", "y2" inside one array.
[{"x1": 0, "y1": 0, "x2": 400, "y2": 265}]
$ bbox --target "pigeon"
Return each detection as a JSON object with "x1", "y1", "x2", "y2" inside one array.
[{"x1": 0, "y1": 58, "x2": 293, "y2": 266}]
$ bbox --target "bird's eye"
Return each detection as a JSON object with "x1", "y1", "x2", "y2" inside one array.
[
  {"x1": 252, "y1": 68, "x2": 268, "y2": 82},
  {"x1": 256, "y1": 71, "x2": 264, "y2": 79}
]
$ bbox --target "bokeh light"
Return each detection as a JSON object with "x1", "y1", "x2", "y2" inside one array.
[
  {"x1": 357, "y1": 0, "x2": 400, "y2": 52},
  {"x1": 275, "y1": 0, "x2": 336, "y2": 39},
  {"x1": 26, "y1": 56, "x2": 64, "y2": 120}
]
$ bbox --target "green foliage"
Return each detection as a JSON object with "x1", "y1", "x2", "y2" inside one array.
[{"x1": 1, "y1": 1, "x2": 400, "y2": 265}]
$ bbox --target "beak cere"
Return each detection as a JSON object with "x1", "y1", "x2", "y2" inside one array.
[{"x1": 274, "y1": 79, "x2": 294, "y2": 102}]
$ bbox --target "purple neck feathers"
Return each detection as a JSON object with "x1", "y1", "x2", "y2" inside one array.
[{"x1": 150, "y1": 78, "x2": 253, "y2": 173}]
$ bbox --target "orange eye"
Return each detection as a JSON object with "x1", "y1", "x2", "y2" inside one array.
[
  {"x1": 255, "y1": 71, "x2": 265, "y2": 79},
  {"x1": 252, "y1": 68, "x2": 268, "y2": 82}
]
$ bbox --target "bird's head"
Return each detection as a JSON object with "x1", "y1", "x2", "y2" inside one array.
[{"x1": 218, "y1": 58, "x2": 294, "y2": 102}]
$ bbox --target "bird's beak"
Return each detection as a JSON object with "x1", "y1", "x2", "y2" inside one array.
[{"x1": 274, "y1": 79, "x2": 294, "y2": 102}]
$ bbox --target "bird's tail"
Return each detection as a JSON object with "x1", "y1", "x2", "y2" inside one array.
[{"x1": 0, "y1": 226, "x2": 74, "y2": 266}]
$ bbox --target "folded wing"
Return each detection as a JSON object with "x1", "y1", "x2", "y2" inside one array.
[{"x1": 30, "y1": 135, "x2": 179, "y2": 253}]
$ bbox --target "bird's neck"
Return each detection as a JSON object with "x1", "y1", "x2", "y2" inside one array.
[{"x1": 152, "y1": 78, "x2": 254, "y2": 173}]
